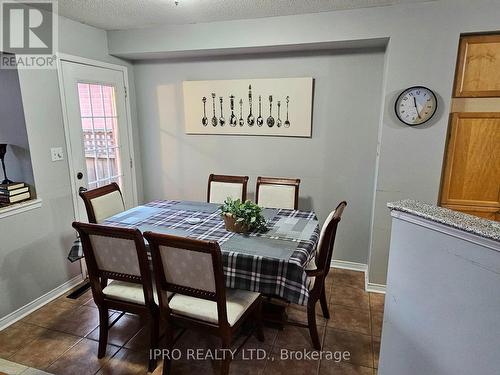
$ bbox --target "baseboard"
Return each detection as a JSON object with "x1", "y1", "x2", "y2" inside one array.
[
  {"x1": 330, "y1": 260, "x2": 368, "y2": 272},
  {"x1": 330, "y1": 260, "x2": 386, "y2": 294},
  {"x1": 366, "y1": 282, "x2": 386, "y2": 294},
  {"x1": 0, "y1": 274, "x2": 84, "y2": 331}
]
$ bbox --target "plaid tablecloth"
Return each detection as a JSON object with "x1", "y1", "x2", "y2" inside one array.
[{"x1": 101, "y1": 200, "x2": 319, "y2": 305}]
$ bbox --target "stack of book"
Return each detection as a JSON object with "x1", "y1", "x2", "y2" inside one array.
[{"x1": 0, "y1": 182, "x2": 31, "y2": 206}]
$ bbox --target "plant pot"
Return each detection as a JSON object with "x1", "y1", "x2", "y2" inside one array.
[{"x1": 223, "y1": 213, "x2": 250, "y2": 234}]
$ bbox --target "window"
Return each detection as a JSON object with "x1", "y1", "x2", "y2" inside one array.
[{"x1": 77, "y1": 83, "x2": 123, "y2": 190}]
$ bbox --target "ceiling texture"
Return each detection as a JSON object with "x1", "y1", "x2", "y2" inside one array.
[{"x1": 56, "y1": 0, "x2": 434, "y2": 31}]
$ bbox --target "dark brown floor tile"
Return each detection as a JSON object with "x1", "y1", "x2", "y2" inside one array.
[
  {"x1": 369, "y1": 293, "x2": 385, "y2": 312},
  {"x1": 9, "y1": 329, "x2": 81, "y2": 369},
  {"x1": 263, "y1": 349, "x2": 320, "y2": 375},
  {"x1": 331, "y1": 269, "x2": 365, "y2": 290},
  {"x1": 23, "y1": 300, "x2": 78, "y2": 328},
  {"x1": 372, "y1": 338, "x2": 380, "y2": 369},
  {"x1": 327, "y1": 305, "x2": 371, "y2": 335},
  {"x1": 274, "y1": 324, "x2": 325, "y2": 350},
  {"x1": 319, "y1": 361, "x2": 373, "y2": 375},
  {"x1": 97, "y1": 348, "x2": 149, "y2": 375},
  {"x1": 174, "y1": 329, "x2": 220, "y2": 352},
  {"x1": 87, "y1": 314, "x2": 144, "y2": 347},
  {"x1": 35, "y1": 305, "x2": 100, "y2": 337},
  {"x1": 46, "y1": 338, "x2": 119, "y2": 375},
  {"x1": 124, "y1": 325, "x2": 152, "y2": 352},
  {"x1": 84, "y1": 297, "x2": 97, "y2": 308},
  {"x1": 286, "y1": 303, "x2": 327, "y2": 326},
  {"x1": 371, "y1": 310, "x2": 383, "y2": 338},
  {"x1": 0, "y1": 321, "x2": 46, "y2": 358},
  {"x1": 330, "y1": 285, "x2": 369, "y2": 310},
  {"x1": 232, "y1": 325, "x2": 277, "y2": 353},
  {"x1": 323, "y1": 328, "x2": 373, "y2": 368}
]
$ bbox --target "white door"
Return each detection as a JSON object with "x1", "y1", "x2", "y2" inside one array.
[{"x1": 60, "y1": 60, "x2": 136, "y2": 222}]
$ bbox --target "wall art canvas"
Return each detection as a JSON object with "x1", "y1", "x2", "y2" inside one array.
[{"x1": 183, "y1": 77, "x2": 313, "y2": 137}]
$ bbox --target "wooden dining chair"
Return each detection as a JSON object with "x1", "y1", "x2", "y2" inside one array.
[
  {"x1": 143, "y1": 232, "x2": 264, "y2": 375},
  {"x1": 72, "y1": 222, "x2": 160, "y2": 372},
  {"x1": 79, "y1": 182, "x2": 125, "y2": 224},
  {"x1": 255, "y1": 176, "x2": 300, "y2": 209},
  {"x1": 291, "y1": 201, "x2": 347, "y2": 350},
  {"x1": 207, "y1": 174, "x2": 249, "y2": 204}
]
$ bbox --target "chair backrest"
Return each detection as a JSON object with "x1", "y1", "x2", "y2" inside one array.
[
  {"x1": 312, "y1": 201, "x2": 347, "y2": 292},
  {"x1": 72, "y1": 222, "x2": 155, "y2": 306},
  {"x1": 207, "y1": 174, "x2": 249, "y2": 204},
  {"x1": 79, "y1": 182, "x2": 125, "y2": 223},
  {"x1": 143, "y1": 232, "x2": 229, "y2": 327},
  {"x1": 255, "y1": 176, "x2": 300, "y2": 210}
]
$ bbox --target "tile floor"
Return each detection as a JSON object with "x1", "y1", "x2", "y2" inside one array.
[{"x1": 0, "y1": 269, "x2": 384, "y2": 375}]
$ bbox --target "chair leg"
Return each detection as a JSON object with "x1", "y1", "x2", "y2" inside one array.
[
  {"x1": 320, "y1": 284, "x2": 330, "y2": 319},
  {"x1": 162, "y1": 323, "x2": 174, "y2": 375},
  {"x1": 307, "y1": 302, "x2": 321, "y2": 350},
  {"x1": 148, "y1": 313, "x2": 160, "y2": 372},
  {"x1": 97, "y1": 307, "x2": 109, "y2": 358},
  {"x1": 254, "y1": 300, "x2": 265, "y2": 342},
  {"x1": 220, "y1": 335, "x2": 232, "y2": 375}
]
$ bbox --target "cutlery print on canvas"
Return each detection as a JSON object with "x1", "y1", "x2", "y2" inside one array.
[{"x1": 184, "y1": 77, "x2": 313, "y2": 137}]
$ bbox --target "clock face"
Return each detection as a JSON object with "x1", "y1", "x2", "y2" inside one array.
[{"x1": 395, "y1": 86, "x2": 437, "y2": 126}]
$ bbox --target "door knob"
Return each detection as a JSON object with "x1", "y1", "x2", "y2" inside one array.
[{"x1": 79, "y1": 187, "x2": 87, "y2": 194}]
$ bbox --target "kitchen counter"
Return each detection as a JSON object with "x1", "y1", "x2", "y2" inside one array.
[{"x1": 387, "y1": 199, "x2": 500, "y2": 242}]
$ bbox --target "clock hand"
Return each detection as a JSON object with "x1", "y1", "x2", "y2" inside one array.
[{"x1": 413, "y1": 97, "x2": 421, "y2": 119}]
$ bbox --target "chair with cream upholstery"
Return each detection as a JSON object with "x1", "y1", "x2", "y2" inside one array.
[
  {"x1": 79, "y1": 182, "x2": 125, "y2": 224},
  {"x1": 79, "y1": 183, "x2": 126, "y2": 290},
  {"x1": 72, "y1": 222, "x2": 160, "y2": 372},
  {"x1": 207, "y1": 174, "x2": 249, "y2": 204},
  {"x1": 143, "y1": 232, "x2": 264, "y2": 375},
  {"x1": 295, "y1": 201, "x2": 347, "y2": 350},
  {"x1": 255, "y1": 176, "x2": 300, "y2": 210}
]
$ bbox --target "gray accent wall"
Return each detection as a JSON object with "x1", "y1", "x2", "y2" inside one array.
[
  {"x1": 108, "y1": 0, "x2": 500, "y2": 285},
  {"x1": 133, "y1": 49, "x2": 385, "y2": 265}
]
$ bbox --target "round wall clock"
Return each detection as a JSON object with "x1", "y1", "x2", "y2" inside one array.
[{"x1": 395, "y1": 86, "x2": 437, "y2": 126}]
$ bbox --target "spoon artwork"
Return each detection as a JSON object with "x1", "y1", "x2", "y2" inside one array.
[
  {"x1": 229, "y1": 95, "x2": 237, "y2": 127},
  {"x1": 211, "y1": 93, "x2": 218, "y2": 127},
  {"x1": 284, "y1": 96, "x2": 290, "y2": 128},
  {"x1": 267, "y1": 95, "x2": 275, "y2": 127},
  {"x1": 247, "y1": 85, "x2": 255, "y2": 126},
  {"x1": 276, "y1": 100, "x2": 282, "y2": 127},
  {"x1": 256, "y1": 95, "x2": 264, "y2": 127},
  {"x1": 201, "y1": 97, "x2": 208, "y2": 126},
  {"x1": 239, "y1": 99, "x2": 244, "y2": 126},
  {"x1": 219, "y1": 97, "x2": 225, "y2": 126}
]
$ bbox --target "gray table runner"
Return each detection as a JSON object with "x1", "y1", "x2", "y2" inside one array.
[
  {"x1": 221, "y1": 235, "x2": 297, "y2": 260},
  {"x1": 170, "y1": 201, "x2": 220, "y2": 213},
  {"x1": 260, "y1": 216, "x2": 318, "y2": 241}
]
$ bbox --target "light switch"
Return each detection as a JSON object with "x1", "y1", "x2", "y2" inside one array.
[{"x1": 51, "y1": 147, "x2": 64, "y2": 161}]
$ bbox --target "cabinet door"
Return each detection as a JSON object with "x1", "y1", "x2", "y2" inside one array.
[
  {"x1": 440, "y1": 113, "x2": 500, "y2": 209},
  {"x1": 455, "y1": 35, "x2": 500, "y2": 97}
]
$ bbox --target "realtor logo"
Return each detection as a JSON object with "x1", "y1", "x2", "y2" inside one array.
[{"x1": 1, "y1": 0, "x2": 57, "y2": 69}]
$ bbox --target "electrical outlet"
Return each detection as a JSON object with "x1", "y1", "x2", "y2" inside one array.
[{"x1": 51, "y1": 147, "x2": 64, "y2": 161}]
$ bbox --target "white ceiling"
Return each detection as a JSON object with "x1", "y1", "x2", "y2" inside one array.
[{"x1": 56, "y1": 0, "x2": 433, "y2": 31}]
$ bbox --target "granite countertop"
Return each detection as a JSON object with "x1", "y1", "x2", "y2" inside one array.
[{"x1": 388, "y1": 200, "x2": 500, "y2": 242}]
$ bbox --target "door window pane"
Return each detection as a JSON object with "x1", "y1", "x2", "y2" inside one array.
[{"x1": 77, "y1": 82, "x2": 123, "y2": 189}]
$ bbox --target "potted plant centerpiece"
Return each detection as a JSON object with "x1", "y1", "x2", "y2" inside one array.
[{"x1": 220, "y1": 198, "x2": 268, "y2": 234}]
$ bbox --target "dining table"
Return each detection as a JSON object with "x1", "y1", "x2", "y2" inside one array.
[{"x1": 100, "y1": 199, "x2": 320, "y2": 306}]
